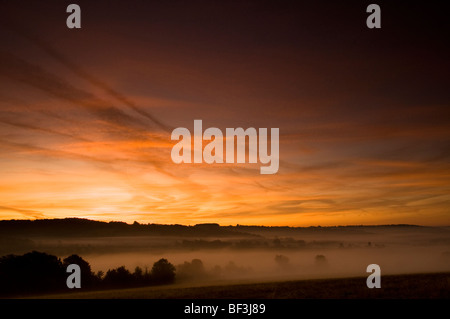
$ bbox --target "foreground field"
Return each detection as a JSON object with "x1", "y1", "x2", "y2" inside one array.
[{"x1": 34, "y1": 272, "x2": 450, "y2": 299}]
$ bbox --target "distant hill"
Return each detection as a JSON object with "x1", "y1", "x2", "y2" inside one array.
[
  {"x1": 0, "y1": 217, "x2": 434, "y2": 239},
  {"x1": 0, "y1": 218, "x2": 255, "y2": 238},
  {"x1": 0, "y1": 218, "x2": 448, "y2": 262}
]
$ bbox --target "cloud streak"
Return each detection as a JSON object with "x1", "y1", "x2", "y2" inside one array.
[
  {"x1": 0, "y1": 2, "x2": 449, "y2": 226},
  {"x1": 0, "y1": 206, "x2": 45, "y2": 219}
]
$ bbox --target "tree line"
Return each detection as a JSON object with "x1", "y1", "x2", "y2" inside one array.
[{"x1": 0, "y1": 251, "x2": 175, "y2": 297}]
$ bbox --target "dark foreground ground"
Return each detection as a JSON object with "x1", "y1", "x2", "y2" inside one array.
[{"x1": 28, "y1": 272, "x2": 450, "y2": 299}]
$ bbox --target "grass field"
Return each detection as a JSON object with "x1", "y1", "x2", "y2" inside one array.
[{"x1": 29, "y1": 272, "x2": 450, "y2": 299}]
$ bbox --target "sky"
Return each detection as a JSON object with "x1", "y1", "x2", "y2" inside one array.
[{"x1": 0, "y1": 1, "x2": 449, "y2": 226}]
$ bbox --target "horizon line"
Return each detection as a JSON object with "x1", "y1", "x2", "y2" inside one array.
[{"x1": 1, "y1": 217, "x2": 448, "y2": 228}]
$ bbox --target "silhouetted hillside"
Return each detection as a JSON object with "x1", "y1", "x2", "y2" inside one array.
[
  {"x1": 1, "y1": 218, "x2": 448, "y2": 256},
  {"x1": 0, "y1": 218, "x2": 255, "y2": 238},
  {"x1": 0, "y1": 218, "x2": 438, "y2": 239}
]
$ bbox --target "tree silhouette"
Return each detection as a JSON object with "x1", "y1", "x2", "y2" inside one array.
[
  {"x1": 103, "y1": 266, "x2": 134, "y2": 288},
  {"x1": 177, "y1": 259, "x2": 205, "y2": 280},
  {"x1": 63, "y1": 254, "x2": 96, "y2": 287},
  {"x1": 0, "y1": 251, "x2": 65, "y2": 296},
  {"x1": 0, "y1": 251, "x2": 177, "y2": 295},
  {"x1": 274, "y1": 254, "x2": 290, "y2": 267},
  {"x1": 314, "y1": 254, "x2": 328, "y2": 269},
  {"x1": 151, "y1": 258, "x2": 175, "y2": 284},
  {"x1": 133, "y1": 266, "x2": 143, "y2": 279},
  {"x1": 132, "y1": 266, "x2": 152, "y2": 285}
]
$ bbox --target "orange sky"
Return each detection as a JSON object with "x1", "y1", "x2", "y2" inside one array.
[{"x1": 0, "y1": 1, "x2": 449, "y2": 226}]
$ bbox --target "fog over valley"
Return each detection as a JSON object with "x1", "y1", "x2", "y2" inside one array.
[{"x1": 1, "y1": 219, "x2": 449, "y2": 285}]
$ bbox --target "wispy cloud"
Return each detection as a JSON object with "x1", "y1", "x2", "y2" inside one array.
[
  {"x1": 0, "y1": 3, "x2": 448, "y2": 226},
  {"x1": 0, "y1": 206, "x2": 45, "y2": 219}
]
